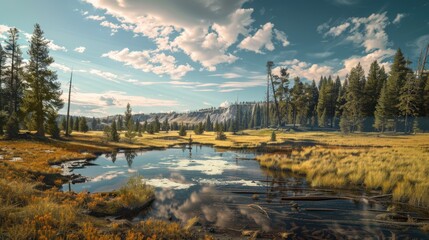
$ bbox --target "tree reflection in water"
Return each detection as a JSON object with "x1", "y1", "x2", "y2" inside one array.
[
  {"x1": 124, "y1": 150, "x2": 137, "y2": 167},
  {"x1": 105, "y1": 151, "x2": 118, "y2": 163}
]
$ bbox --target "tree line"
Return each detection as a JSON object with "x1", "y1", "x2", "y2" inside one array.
[{"x1": 0, "y1": 24, "x2": 63, "y2": 139}]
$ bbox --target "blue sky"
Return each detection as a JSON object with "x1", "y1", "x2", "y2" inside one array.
[{"x1": 1, "y1": 0, "x2": 428, "y2": 117}]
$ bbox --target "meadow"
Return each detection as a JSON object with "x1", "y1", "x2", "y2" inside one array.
[{"x1": 1, "y1": 130, "x2": 429, "y2": 238}]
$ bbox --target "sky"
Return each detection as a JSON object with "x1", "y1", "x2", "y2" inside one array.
[{"x1": 0, "y1": 0, "x2": 428, "y2": 117}]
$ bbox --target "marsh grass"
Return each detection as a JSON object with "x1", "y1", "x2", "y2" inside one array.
[{"x1": 257, "y1": 133, "x2": 429, "y2": 208}]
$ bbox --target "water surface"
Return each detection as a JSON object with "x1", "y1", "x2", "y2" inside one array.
[{"x1": 65, "y1": 145, "x2": 428, "y2": 239}]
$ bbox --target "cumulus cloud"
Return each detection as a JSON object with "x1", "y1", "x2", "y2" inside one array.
[
  {"x1": 393, "y1": 13, "x2": 406, "y2": 24},
  {"x1": 326, "y1": 22, "x2": 350, "y2": 37},
  {"x1": 0, "y1": 24, "x2": 10, "y2": 39},
  {"x1": 220, "y1": 101, "x2": 230, "y2": 108},
  {"x1": 82, "y1": 0, "x2": 289, "y2": 71},
  {"x1": 238, "y1": 22, "x2": 275, "y2": 53},
  {"x1": 321, "y1": 12, "x2": 390, "y2": 53},
  {"x1": 86, "y1": 15, "x2": 106, "y2": 21},
  {"x1": 47, "y1": 40, "x2": 67, "y2": 52},
  {"x1": 336, "y1": 48, "x2": 395, "y2": 78},
  {"x1": 277, "y1": 59, "x2": 334, "y2": 81},
  {"x1": 74, "y1": 46, "x2": 86, "y2": 53},
  {"x1": 102, "y1": 48, "x2": 194, "y2": 79},
  {"x1": 274, "y1": 29, "x2": 290, "y2": 47}
]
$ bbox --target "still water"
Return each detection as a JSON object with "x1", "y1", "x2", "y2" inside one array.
[{"x1": 64, "y1": 145, "x2": 428, "y2": 239}]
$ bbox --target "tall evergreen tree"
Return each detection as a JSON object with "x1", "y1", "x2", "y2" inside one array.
[
  {"x1": 22, "y1": 24, "x2": 63, "y2": 137},
  {"x1": 0, "y1": 43, "x2": 5, "y2": 112},
  {"x1": 375, "y1": 49, "x2": 411, "y2": 131},
  {"x1": 398, "y1": 73, "x2": 421, "y2": 133},
  {"x1": 340, "y1": 63, "x2": 366, "y2": 133},
  {"x1": 154, "y1": 115, "x2": 160, "y2": 132},
  {"x1": 110, "y1": 120, "x2": 120, "y2": 142},
  {"x1": 124, "y1": 103, "x2": 132, "y2": 130},
  {"x1": 4, "y1": 28, "x2": 24, "y2": 116},
  {"x1": 162, "y1": 118, "x2": 169, "y2": 132},
  {"x1": 205, "y1": 114, "x2": 212, "y2": 131},
  {"x1": 91, "y1": 117, "x2": 97, "y2": 130},
  {"x1": 0, "y1": 44, "x2": 6, "y2": 134},
  {"x1": 79, "y1": 117, "x2": 89, "y2": 132}
]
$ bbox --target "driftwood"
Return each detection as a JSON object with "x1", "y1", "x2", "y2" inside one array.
[
  {"x1": 281, "y1": 195, "x2": 352, "y2": 201},
  {"x1": 235, "y1": 157, "x2": 257, "y2": 160}
]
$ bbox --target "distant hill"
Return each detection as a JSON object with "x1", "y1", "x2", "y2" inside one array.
[{"x1": 133, "y1": 102, "x2": 257, "y2": 124}]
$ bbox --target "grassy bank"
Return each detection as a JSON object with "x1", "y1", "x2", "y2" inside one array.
[
  {"x1": 1, "y1": 130, "x2": 428, "y2": 238},
  {"x1": 256, "y1": 133, "x2": 429, "y2": 208},
  {"x1": 0, "y1": 133, "x2": 210, "y2": 239}
]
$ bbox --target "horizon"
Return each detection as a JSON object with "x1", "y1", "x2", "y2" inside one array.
[{"x1": 1, "y1": 0, "x2": 428, "y2": 117}]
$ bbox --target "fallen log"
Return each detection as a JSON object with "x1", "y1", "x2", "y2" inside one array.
[{"x1": 281, "y1": 195, "x2": 352, "y2": 201}]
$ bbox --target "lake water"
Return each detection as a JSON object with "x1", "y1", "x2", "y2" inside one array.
[{"x1": 64, "y1": 145, "x2": 428, "y2": 239}]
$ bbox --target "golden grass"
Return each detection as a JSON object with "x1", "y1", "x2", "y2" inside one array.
[{"x1": 256, "y1": 133, "x2": 429, "y2": 208}]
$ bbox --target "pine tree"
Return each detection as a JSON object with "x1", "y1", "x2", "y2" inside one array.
[
  {"x1": 162, "y1": 118, "x2": 169, "y2": 132},
  {"x1": 270, "y1": 131, "x2": 276, "y2": 141},
  {"x1": 0, "y1": 43, "x2": 5, "y2": 112},
  {"x1": 117, "y1": 115, "x2": 123, "y2": 131},
  {"x1": 73, "y1": 117, "x2": 79, "y2": 131},
  {"x1": 91, "y1": 117, "x2": 97, "y2": 130},
  {"x1": 194, "y1": 122, "x2": 204, "y2": 135},
  {"x1": 4, "y1": 28, "x2": 24, "y2": 116},
  {"x1": 46, "y1": 112, "x2": 60, "y2": 139},
  {"x1": 398, "y1": 73, "x2": 421, "y2": 133},
  {"x1": 68, "y1": 117, "x2": 74, "y2": 134},
  {"x1": 340, "y1": 63, "x2": 365, "y2": 133},
  {"x1": 110, "y1": 120, "x2": 120, "y2": 142},
  {"x1": 205, "y1": 114, "x2": 212, "y2": 131},
  {"x1": 79, "y1": 117, "x2": 89, "y2": 132},
  {"x1": 377, "y1": 49, "x2": 411, "y2": 131},
  {"x1": 178, "y1": 123, "x2": 186, "y2": 136},
  {"x1": 22, "y1": 24, "x2": 63, "y2": 137},
  {"x1": 124, "y1": 118, "x2": 136, "y2": 143},
  {"x1": 374, "y1": 83, "x2": 389, "y2": 132},
  {"x1": 0, "y1": 44, "x2": 5, "y2": 135},
  {"x1": 61, "y1": 116, "x2": 67, "y2": 131},
  {"x1": 124, "y1": 103, "x2": 132, "y2": 130},
  {"x1": 154, "y1": 115, "x2": 160, "y2": 132},
  {"x1": 5, "y1": 112, "x2": 19, "y2": 139}
]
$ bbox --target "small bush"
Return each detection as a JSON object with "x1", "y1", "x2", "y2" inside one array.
[
  {"x1": 178, "y1": 125, "x2": 186, "y2": 136},
  {"x1": 270, "y1": 131, "x2": 276, "y2": 141},
  {"x1": 215, "y1": 131, "x2": 226, "y2": 140}
]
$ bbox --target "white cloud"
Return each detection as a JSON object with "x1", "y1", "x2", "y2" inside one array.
[
  {"x1": 74, "y1": 46, "x2": 86, "y2": 53},
  {"x1": 326, "y1": 22, "x2": 350, "y2": 37},
  {"x1": 0, "y1": 24, "x2": 10, "y2": 39},
  {"x1": 83, "y1": 0, "x2": 289, "y2": 70},
  {"x1": 220, "y1": 101, "x2": 230, "y2": 108},
  {"x1": 102, "y1": 48, "x2": 194, "y2": 79},
  {"x1": 48, "y1": 40, "x2": 67, "y2": 52},
  {"x1": 336, "y1": 48, "x2": 395, "y2": 78},
  {"x1": 51, "y1": 62, "x2": 72, "y2": 72},
  {"x1": 393, "y1": 13, "x2": 406, "y2": 24},
  {"x1": 321, "y1": 12, "x2": 390, "y2": 53},
  {"x1": 209, "y1": 73, "x2": 242, "y2": 79},
  {"x1": 277, "y1": 59, "x2": 334, "y2": 81},
  {"x1": 219, "y1": 88, "x2": 243, "y2": 92},
  {"x1": 274, "y1": 29, "x2": 290, "y2": 47},
  {"x1": 238, "y1": 22, "x2": 275, "y2": 53},
  {"x1": 219, "y1": 79, "x2": 265, "y2": 88},
  {"x1": 89, "y1": 69, "x2": 120, "y2": 83},
  {"x1": 100, "y1": 20, "x2": 120, "y2": 29},
  {"x1": 86, "y1": 15, "x2": 106, "y2": 21}
]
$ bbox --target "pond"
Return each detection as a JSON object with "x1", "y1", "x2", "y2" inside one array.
[{"x1": 63, "y1": 145, "x2": 428, "y2": 239}]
